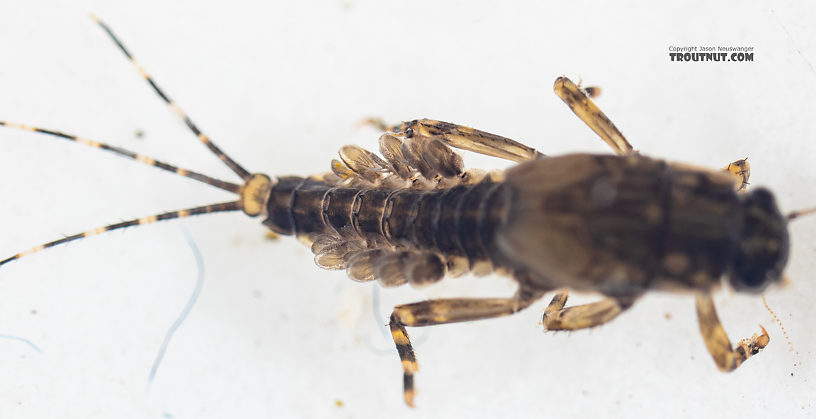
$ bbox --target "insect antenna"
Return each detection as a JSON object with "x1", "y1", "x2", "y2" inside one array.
[
  {"x1": 90, "y1": 13, "x2": 252, "y2": 181},
  {"x1": 787, "y1": 206, "x2": 816, "y2": 221},
  {"x1": 0, "y1": 201, "x2": 243, "y2": 268}
]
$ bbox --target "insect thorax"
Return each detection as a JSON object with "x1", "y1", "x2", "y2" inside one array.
[{"x1": 498, "y1": 153, "x2": 745, "y2": 296}]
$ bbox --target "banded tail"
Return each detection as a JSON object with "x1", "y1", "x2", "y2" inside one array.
[{"x1": 0, "y1": 15, "x2": 272, "y2": 267}]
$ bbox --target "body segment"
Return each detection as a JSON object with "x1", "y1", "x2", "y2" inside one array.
[
  {"x1": 0, "y1": 17, "x2": 799, "y2": 408},
  {"x1": 261, "y1": 174, "x2": 511, "y2": 283},
  {"x1": 500, "y1": 153, "x2": 744, "y2": 297}
]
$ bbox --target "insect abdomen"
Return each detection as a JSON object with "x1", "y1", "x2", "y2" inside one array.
[
  {"x1": 384, "y1": 181, "x2": 509, "y2": 265},
  {"x1": 262, "y1": 177, "x2": 511, "y2": 275},
  {"x1": 263, "y1": 176, "x2": 307, "y2": 235}
]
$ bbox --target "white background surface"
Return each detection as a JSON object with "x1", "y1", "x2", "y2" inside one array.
[{"x1": 1, "y1": 1, "x2": 815, "y2": 418}]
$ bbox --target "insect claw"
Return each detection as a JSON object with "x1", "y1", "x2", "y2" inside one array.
[
  {"x1": 779, "y1": 276, "x2": 792, "y2": 287},
  {"x1": 357, "y1": 116, "x2": 380, "y2": 129}
]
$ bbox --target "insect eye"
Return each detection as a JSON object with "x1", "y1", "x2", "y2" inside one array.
[
  {"x1": 732, "y1": 254, "x2": 773, "y2": 290},
  {"x1": 405, "y1": 128, "x2": 414, "y2": 138},
  {"x1": 729, "y1": 188, "x2": 789, "y2": 293}
]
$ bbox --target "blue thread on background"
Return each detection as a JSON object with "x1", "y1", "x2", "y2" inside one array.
[
  {"x1": 146, "y1": 226, "x2": 204, "y2": 391},
  {"x1": 0, "y1": 334, "x2": 42, "y2": 354}
]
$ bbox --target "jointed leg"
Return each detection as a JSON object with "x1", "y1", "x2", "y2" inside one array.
[
  {"x1": 366, "y1": 118, "x2": 544, "y2": 163},
  {"x1": 388, "y1": 289, "x2": 543, "y2": 406},
  {"x1": 349, "y1": 118, "x2": 542, "y2": 184},
  {"x1": 554, "y1": 76, "x2": 754, "y2": 189},
  {"x1": 362, "y1": 117, "x2": 400, "y2": 133},
  {"x1": 722, "y1": 157, "x2": 751, "y2": 192},
  {"x1": 695, "y1": 293, "x2": 769, "y2": 372},
  {"x1": 541, "y1": 290, "x2": 633, "y2": 331},
  {"x1": 554, "y1": 76, "x2": 635, "y2": 156},
  {"x1": 368, "y1": 76, "x2": 631, "y2": 162}
]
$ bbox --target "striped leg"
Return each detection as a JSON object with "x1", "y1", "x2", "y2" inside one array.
[
  {"x1": 695, "y1": 293, "x2": 769, "y2": 372},
  {"x1": 541, "y1": 291, "x2": 632, "y2": 331},
  {"x1": 365, "y1": 118, "x2": 544, "y2": 163},
  {"x1": 555, "y1": 76, "x2": 753, "y2": 191},
  {"x1": 554, "y1": 76, "x2": 635, "y2": 156},
  {"x1": 367, "y1": 77, "x2": 623, "y2": 161},
  {"x1": 388, "y1": 289, "x2": 542, "y2": 406}
]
